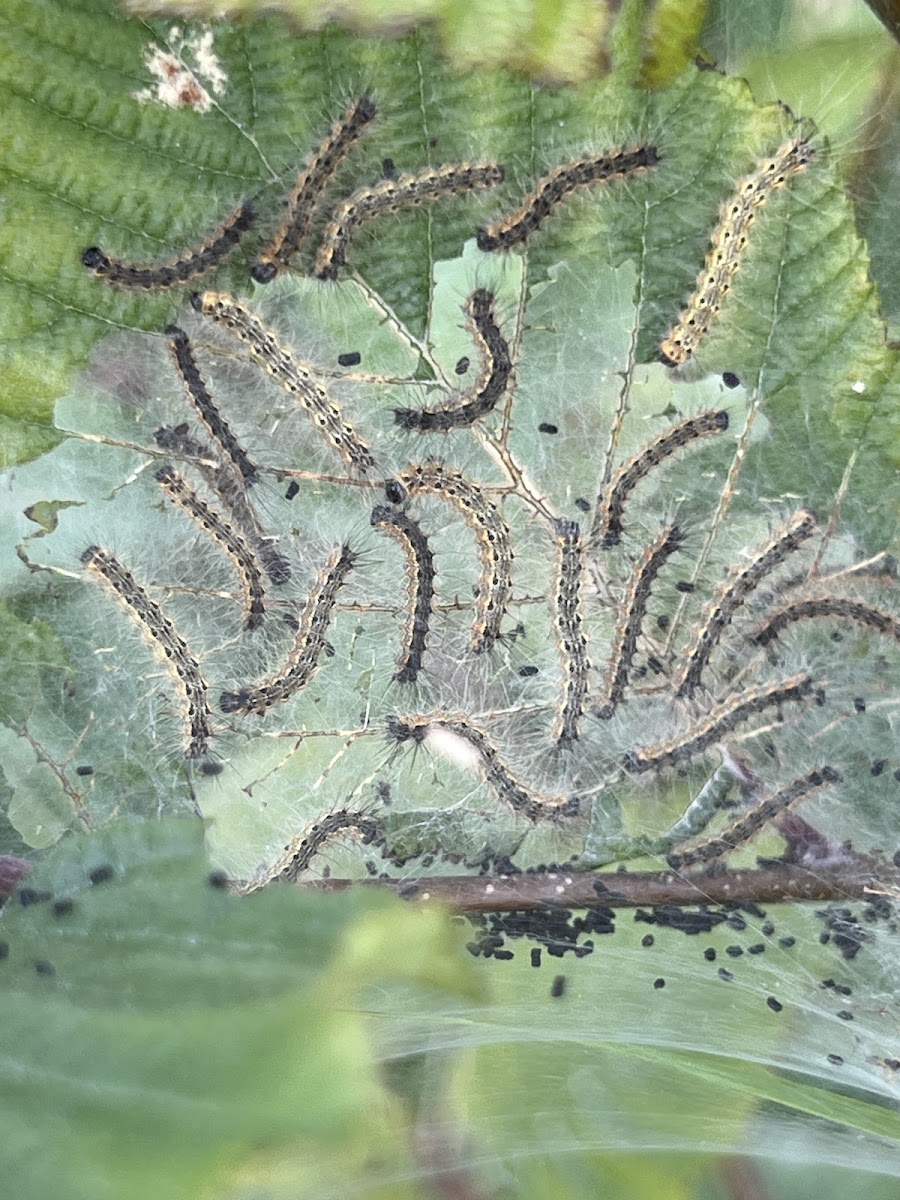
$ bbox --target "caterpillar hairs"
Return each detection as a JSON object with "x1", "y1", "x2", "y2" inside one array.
[
  {"x1": 370, "y1": 505, "x2": 435, "y2": 683},
  {"x1": 234, "y1": 807, "x2": 385, "y2": 894},
  {"x1": 551, "y1": 519, "x2": 590, "y2": 748},
  {"x1": 750, "y1": 596, "x2": 900, "y2": 648},
  {"x1": 394, "y1": 288, "x2": 512, "y2": 431},
  {"x1": 386, "y1": 713, "x2": 580, "y2": 822},
  {"x1": 314, "y1": 161, "x2": 505, "y2": 280},
  {"x1": 81, "y1": 546, "x2": 213, "y2": 758},
  {"x1": 252, "y1": 96, "x2": 377, "y2": 283},
  {"x1": 82, "y1": 200, "x2": 256, "y2": 290},
  {"x1": 476, "y1": 145, "x2": 659, "y2": 252}
]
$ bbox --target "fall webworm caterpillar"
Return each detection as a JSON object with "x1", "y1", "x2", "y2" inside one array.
[
  {"x1": 623, "y1": 673, "x2": 813, "y2": 774},
  {"x1": 220, "y1": 544, "x2": 356, "y2": 715},
  {"x1": 166, "y1": 325, "x2": 258, "y2": 485},
  {"x1": 659, "y1": 137, "x2": 815, "y2": 367},
  {"x1": 595, "y1": 524, "x2": 683, "y2": 720},
  {"x1": 153, "y1": 423, "x2": 291, "y2": 586},
  {"x1": 750, "y1": 596, "x2": 900, "y2": 648},
  {"x1": 80, "y1": 545, "x2": 212, "y2": 758},
  {"x1": 81, "y1": 200, "x2": 256, "y2": 290},
  {"x1": 666, "y1": 765, "x2": 841, "y2": 869},
  {"x1": 191, "y1": 291, "x2": 375, "y2": 473},
  {"x1": 388, "y1": 462, "x2": 513, "y2": 654},
  {"x1": 251, "y1": 96, "x2": 377, "y2": 284},
  {"x1": 476, "y1": 144, "x2": 659, "y2": 252},
  {"x1": 235, "y1": 807, "x2": 384, "y2": 893},
  {"x1": 591, "y1": 410, "x2": 729, "y2": 549},
  {"x1": 551, "y1": 519, "x2": 590, "y2": 748},
  {"x1": 675, "y1": 510, "x2": 816, "y2": 699},
  {"x1": 370, "y1": 504, "x2": 435, "y2": 683},
  {"x1": 394, "y1": 288, "x2": 512, "y2": 431},
  {"x1": 386, "y1": 713, "x2": 580, "y2": 822},
  {"x1": 313, "y1": 161, "x2": 505, "y2": 280},
  {"x1": 154, "y1": 464, "x2": 266, "y2": 631}
]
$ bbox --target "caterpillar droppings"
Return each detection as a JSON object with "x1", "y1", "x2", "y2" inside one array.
[
  {"x1": 371, "y1": 504, "x2": 435, "y2": 683},
  {"x1": 390, "y1": 462, "x2": 512, "y2": 653},
  {"x1": 666, "y1": 766, "x2": 841, "y2": 869},
  {"x1": 386, "y1": 713, "x2": 579, "y2": 822},
  {"x1": 675, "y1": 510, "x2": 816, "y2": 699},
  {"x1": 394, "y1": 288, "x2": 512, "y2": 430},
  {"x1": 591, "y1": 411, "x2": 729, "y2": 549},
  {"x1": 154, "y1": 464, "x2": 266, "y2": 631},
  {"x1": 660, "y1": 137, "x2": 815, "y2": 366},
  {"x1": 595, "y1": 524, "x2": 684, "y2": 720},
  {"x1": 80, "y1": 546, "x2": 212, "y2": 758},
  {"x1": 314, "y1": 161, "x2": 505, "y2": 280},
  {"x1": 191, "y1": 291, "x2": 375, "y2": 473},
  {"x1": 220, "y1": 544, "x2": 356, "y2": 715},
  {"x1": 251, "y1": 96, "x2": 377, "y2": 283},
  {"x1": 82, "y1": 200, "x2": 256, "y2": 290},
  {"x1": 476, "y1": 145, "x2": 659, "y2": 252},
  {"x1": 624, "y1": 674, "x2": 813, "y2": 774}
]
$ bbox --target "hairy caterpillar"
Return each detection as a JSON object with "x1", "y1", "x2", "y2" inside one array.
[
  {"x1": 591, "y1": 411, "x2": 729, "y2": 549},
  {"x1": 191, "y1": 291, "x2": 375, "y2": 473},
  {"x1": 82, "y1": 200, "x2": 255, "y2": 290},
  {"x1": 80, "y1": 546, "x2": 212, "y2": 758},
  {"x1": 666, "y1": 766, "x2": 841, "y2": 869},
  {"x1": 154, "y1": 465, "x2": 266, "y2": 631},
  {"x1": 595, "y1": 524, "x2": 683, "y2": 720},
  {"x1": 675, "y1": 510, "x2": 816, "y2": 699},
  {"x1": 386, "y1": 713, "x2": 580, "y2": 822},
  {"x1": 659, "y1": 137, "x2": 815, "y2": 367},
  {"x1": 476, "y1": 145, "x2": 659, "y2": 251},
  {"x1": 750, "y1": 596, "x2": 900, "y2": 648},
  {"x1": 370, "y1": 505, "x2": 435, "y2": 683},
  {"x1": 394, "y1": 288, "x2": 512, "y2": 431},
  {"x1": 220, "y1": 544, "x2": 356, "y2": 715},
  {"x1": 153, "y1": 423, "x2": 291, "y2": 586},
  {"x1": 252, "y1": 96, "x2": 377, "y2": 283},
  {"x1": 623, "y1": 673, "x2": 813, "y2": 774},
  {"x1": 552, "y1": 519, "x2": 590, "y2": 748},
  {"x1": 389, "y1": 462, "x2": 512, "y2": 653},
  {"x1": 235, "y1": 808, "x2": 384, "y2": 894},
  {"x1": 313, "y1": 161, "x2": 505, "y2": 280},
  {"x1": 166, "y1": 325, "x2": 258, "y2": 485}
]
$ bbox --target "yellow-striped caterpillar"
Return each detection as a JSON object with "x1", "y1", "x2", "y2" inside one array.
[
  {"x1": 166, "y1": 325, "x2": 258, "y2": 485},
  {"x1": 220, "y1": 544, "x2": 356, "y2": 715},
  {"x1": 80, "y1": 545, "x2": 212, "y2": 758},
  {"x1": 552, "y1": 519, "x2": 590, "y2": 748},
  {"x1": 476, "y1": 145, "x2": 659, "y2": 252},
  {"x1": 388, "y1": 462, "x2": 512, "y2": 654},
  {"x1": 675, "y1": 510, "x2": 816, "y2": 699},
  {"x1": 591, "y1": 411, "x2": 729, "y2": 549},
  {"x1": 394, "y1": 289, "x2": 512, "y2": 431},
  {"x1": 252, "y1": 96, "x2": 377, "y2": 284},
  {"x1": 386, "y1": 713, "x2": 579, "y2": 822},
  {"x1": 154, "y1": 465, "x2": 266, "y2": 631},
  {"x1": 153, "y1": 423, "x2": 291, "y2": 586},
  {"x1": 313, "y1": 161, "x2": 505, "y2": 280},
  {"x1": 624, "y1": 673, "x2": 813, "y2": 774},
  {"x1": 191, "y1": 291, "x2": 375, "y2": 473},
  {"x1": 666, "y1": 766, "x2": 841, "y2": 869},
  {"x1": 235, "y1": 808, "x2": 384, "y2": 894},
  {"x1": 751, "y1": 596, "x2": 900, "y2": 648},
  {"x1": 595, "y1": 525, "x2": 683, "y2": 720},
  {"x1": 370, "y1": 504, "x2": 435, "y2": 684},
  {"x1": 82, "y1": 200, "x2": 255, "y2": 290},
  {"x1": 660, "y1": 137, "x2": 815, "y2": 367}
]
